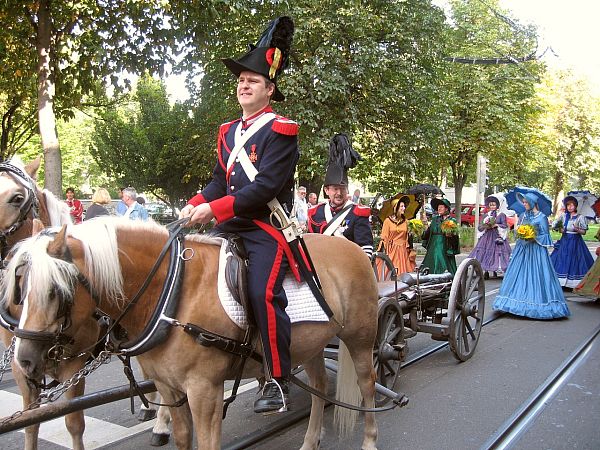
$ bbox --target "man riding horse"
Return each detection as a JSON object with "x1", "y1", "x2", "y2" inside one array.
[
  {"x1": 179, "y1": 17, "x2": 297, "y2": 414},
  {"x1": 307, "y1": 134, "x2": 374, "y2": 257}
]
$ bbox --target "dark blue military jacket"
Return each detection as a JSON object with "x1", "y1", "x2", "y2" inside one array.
[
  {"x1": 307, "y1": 202, "x2": 374, "y2": 256},
  {"x1": 188, "y1": 106, "x2": 299, "y2": 228}
]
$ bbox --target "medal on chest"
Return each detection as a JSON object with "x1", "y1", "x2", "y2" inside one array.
[{"x1": 248, "y1": 144, "x2": 258, "y2": 163}]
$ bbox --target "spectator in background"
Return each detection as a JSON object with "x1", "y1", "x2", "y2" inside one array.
[
  {"x1": 122, "y1": 187, "x2": 148, "y2": 221},
  {"x1": 85, "y1": 188, "x2": 111, "y2": 220},
  {"x1": 291, "y1": 186, "x2": 308, "y2": 229},
  {"x1": 116, "y1": 186, "x2": 128, "y2": 216},
  {"x1": 351, "y1": 188, "x2": 361, "y2": 204},
  {"x1": 308, "y1": 192, "x2": 318, "y2": 206},
  {"x1": 65, "y1": 187, "x2": 83, "y2": 224}
]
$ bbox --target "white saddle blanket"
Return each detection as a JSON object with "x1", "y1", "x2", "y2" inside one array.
[{"x1": 217, "y1": 239, "x2": 330, "y2": 330}]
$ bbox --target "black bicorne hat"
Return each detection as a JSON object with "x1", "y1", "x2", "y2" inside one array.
[
  {"x1": 323, "y1": 134, "x2": 362, "y2": 186},
  {"x1": 222, "y1": 16, "x2": 294, "y2": 102}
]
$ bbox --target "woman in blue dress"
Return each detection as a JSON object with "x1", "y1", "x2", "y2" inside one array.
[
  {"x1": 469, "y1": 195, "x2": 512, "y2": 279},
  {"x1": 550, "y1": 195, "x2": 594, "y2": 289},
  {"x1": 493, "y1": 192, "x2": 570, "y2": 319}
]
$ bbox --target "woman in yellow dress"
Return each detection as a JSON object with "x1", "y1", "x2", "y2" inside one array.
[{"x1": 376, "y1": 196, "x2": 415, "y2": 277}]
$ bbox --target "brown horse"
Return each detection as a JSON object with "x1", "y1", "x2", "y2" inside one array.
[
  {"x1": 0, "y1": 159, "x2": 171, "y2": 448},
  {"x1": 0, "y1": 157, "x2": 91, "y2": 450},
  {"x1": 3, "y1": 217, "x2": 380, "y2": 449}
]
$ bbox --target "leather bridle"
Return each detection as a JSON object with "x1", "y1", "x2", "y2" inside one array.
[{"x1": 0, "y1": 162, "x2": 39, "y2": 267}]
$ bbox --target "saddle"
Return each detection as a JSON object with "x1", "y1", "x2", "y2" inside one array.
[{"x1": 210, "y1": 231, "x2": 255, "y2": 325}]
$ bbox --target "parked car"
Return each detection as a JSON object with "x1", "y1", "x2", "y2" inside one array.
[
  {"x1": 450, "y1": 204, "x2": 486, "y2": 227},
  {"x1": 451, "y1": 204, "x2": 517, "y2": 229},
  {"x1": 146, "y1": 202, "x2": 178, "y2": 225}
]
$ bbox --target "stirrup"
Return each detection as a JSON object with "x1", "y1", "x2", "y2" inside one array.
[{"x1": 256, "y1": 379, "x2": 289, "y2": 415}]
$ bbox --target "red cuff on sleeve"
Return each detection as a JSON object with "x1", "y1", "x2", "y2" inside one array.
[
  {"x1": 188, "y1": 193, "x2": 207, "y2": 207},
  {"x1": 209, "y1": 196, "x2": 235, "y2": 223}
]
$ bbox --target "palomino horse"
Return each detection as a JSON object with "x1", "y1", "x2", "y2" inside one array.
[
  {"x1": 0, "y1": 159, "x2": 170, "y2": 449},
  {"x1": 3, "y1": 217, "x2": 380, "y2": 449},
  {"x1": 0, "y1": 158, "x2": 91, "y2": 450}
]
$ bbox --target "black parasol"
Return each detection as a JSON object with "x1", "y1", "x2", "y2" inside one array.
[{"x1": 407, "y1": 183, "x2": 445, "y2": 196}]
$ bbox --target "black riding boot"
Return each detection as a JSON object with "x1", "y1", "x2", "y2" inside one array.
[{"x1": 254, "y1": 378, "x2": 290, "y2": 414}]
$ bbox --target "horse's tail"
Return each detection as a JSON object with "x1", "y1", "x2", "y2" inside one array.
[{"x1": 333, "y1": 340, "x2": 361, "y2": 437}]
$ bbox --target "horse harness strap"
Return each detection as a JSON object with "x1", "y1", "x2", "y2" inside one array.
[
  {"x1": 102, "y1": 218, "x2": 189, "y2": 356},
  {"x1": 0, "y1": 162, "x2": 40, "y2": 270},
  {"x1": 180, "y1": 322, "x2": 407, "y2": 414}
]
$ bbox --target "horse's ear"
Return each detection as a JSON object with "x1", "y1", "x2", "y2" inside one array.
[
  {"x1": 32, "y1": 219, "x2": 45, "y2": 235},
  {"x1": 24, "y1": 157, "x2": 42, "y2": 180},
  {"x1": 47, "y1": 224, "x2": 69, "y2": 258}
]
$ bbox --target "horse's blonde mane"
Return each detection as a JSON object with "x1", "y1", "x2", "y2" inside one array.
[
  {"x1": 42, "y1": 189, "x2": 72, "y2": 226},
  {"x1": 8, "y1": 155, "x2": 25, "y2": 169},
  {"x1": 0, "y1": 216, "x2": 220, "y2": 310},
  {"x1": 1, "y1": 234, "x2": 79, "y2": 310}
]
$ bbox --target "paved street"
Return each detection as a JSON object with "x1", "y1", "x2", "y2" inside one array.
[{"x1": 1, "y1": 243, "x2": 599, "y2": 449}]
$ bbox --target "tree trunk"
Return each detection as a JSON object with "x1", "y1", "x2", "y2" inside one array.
[
  {"x1": 36, "y1": 0, "x2": 62, "y2": 196},
  {"x1": 552, "y1": 168, "x2": 565, "y2": 215},
  {"x1": 454, "y1": 177, "x2": 464, "y2": 227}
]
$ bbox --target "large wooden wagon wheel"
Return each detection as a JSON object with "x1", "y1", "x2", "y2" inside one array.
[
  {"x1": 371, "y1": 252, "x2": 397, "y2": 282},
  {"x1": 447, "y1": 257, "x2": 485, "y2": 361},
  {"x1": 373, "y1": 296, "x2": 406, "y2": 406}
]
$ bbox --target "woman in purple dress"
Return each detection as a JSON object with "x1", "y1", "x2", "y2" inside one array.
[{"x1": 469, "y1": 195, "x2": 512, "y2": 279}]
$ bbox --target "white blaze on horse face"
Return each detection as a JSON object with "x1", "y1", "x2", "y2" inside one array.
[{"x1": 14, "y1": 278, "x2": 32, "y2": 360}]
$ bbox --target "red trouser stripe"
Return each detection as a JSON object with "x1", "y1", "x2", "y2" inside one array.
[
  {"x1": 254, "y1": 220, "x2": 301, "y2": 281},
  {"x1": 265, "y1": 244, "x2": 284, "y2": 377}
]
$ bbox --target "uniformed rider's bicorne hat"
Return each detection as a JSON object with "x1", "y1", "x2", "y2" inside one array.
[
  {"x1": 222, "y1": 16, "x2": 294, "y2": 102},
  {"x1": 323, "y1": 133, "x2": 361, "y2": 187}
]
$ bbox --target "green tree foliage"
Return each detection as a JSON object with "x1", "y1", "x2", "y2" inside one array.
[
  {"x1": 91, "y1": 75, "x2": 208, "y2": 207},
  {"x1": 177, "y1": 0, "x2": 448, "y2": 197},
  {"x1": 0, "y1": 0, "x2": 224, "y2": 194},
  {"x1": 439, "y1": 0, "x2": 544, "y2": 220},
  {"x1": 535, "y1": 70, "x2": 600, "y2": 210},
  {"x1": 19, "y1": 109, "x2": 115, "y2": 196}
]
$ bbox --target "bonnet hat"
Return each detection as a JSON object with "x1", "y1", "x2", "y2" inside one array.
[
  {"x1": 562, "y1": 195, "x2": 578, "y2": 208},
  {"x1": 484, "y1": 195, "x2": 500, "y2": 207},
  {"x1": 431, "y1": 197, "x2": 451, "y2": 212},
  {"x1": 392, "y1": 195, "x2": 411, "y2": 215},
  {"x1": 516, "y1": 192, "x2": 539, "y2": 209}
]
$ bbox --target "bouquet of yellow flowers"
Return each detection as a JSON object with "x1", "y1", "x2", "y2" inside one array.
[
  {"x1": 516, "y1": 224, "x2": 536, "y2": 240},
  {"x1": 441, "y1": 219, "x2": 458, "y2": 235},
  {"x1": 408, "y1": 218, "x2": 424, "y2": 236}
]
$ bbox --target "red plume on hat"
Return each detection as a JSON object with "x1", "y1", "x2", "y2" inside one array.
[{"x1": 222, "y1": 17, "x2": 294, "y2": 101}]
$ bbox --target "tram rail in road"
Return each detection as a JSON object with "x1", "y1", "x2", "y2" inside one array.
[
  {"x1": 222, "y1": 288, "x2": 504, "y2": 450},
  {"x1": 482, "y1": 323, "x2": 600, "y2": 450}
]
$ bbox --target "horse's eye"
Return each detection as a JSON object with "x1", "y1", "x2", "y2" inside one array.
[{"x1": 9, "y1": 193, "x2": 25, "y2": 206}]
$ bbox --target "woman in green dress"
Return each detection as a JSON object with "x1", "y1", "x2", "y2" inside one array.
[{"x1": 421, "y1": 198, "x2": 459, "y2": 274}]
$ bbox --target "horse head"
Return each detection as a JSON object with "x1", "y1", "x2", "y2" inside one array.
[
  {"x1": 2, "y1": 222, "x2": 105, "y2": 380},
  {"x1": 0, "y1": 156, "x2": 41, "y2": 232}
]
